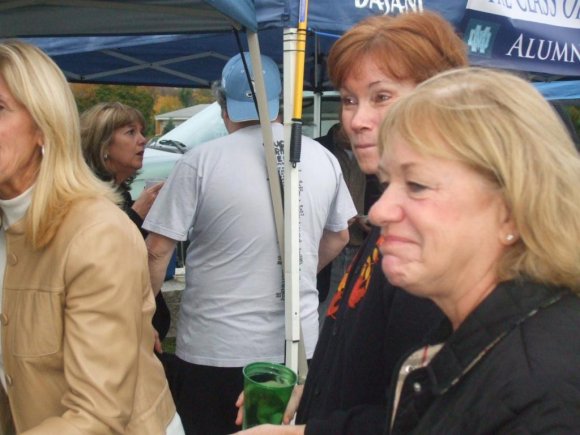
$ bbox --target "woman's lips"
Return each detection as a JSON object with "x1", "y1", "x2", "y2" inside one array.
[
  {"x1": 380, "y1": 235, "x2": 414, "y2": 255},
  {"x1": 354, "y1": 143, "x2": 375, "y2": 150}
]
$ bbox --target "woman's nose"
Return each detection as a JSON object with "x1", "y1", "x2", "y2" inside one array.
[
  {"x1": 349, "y1": 103, "x2": 374, "y2": 132},
  {"x1": 368, "y1": 185, "x2": 404, "y2": 227}
]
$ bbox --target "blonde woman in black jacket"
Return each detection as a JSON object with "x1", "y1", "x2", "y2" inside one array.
[{"x1": 369, "y1": 67, "x2": 580, "y2": 434}]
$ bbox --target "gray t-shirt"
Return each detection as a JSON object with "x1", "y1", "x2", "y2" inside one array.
[{"x1": 144, "y1": 123, "x2": 356, "y2": 367}]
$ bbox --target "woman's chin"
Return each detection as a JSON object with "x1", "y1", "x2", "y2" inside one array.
[
  {"x1": 382, "y1": 260, "x2": 406, "y2": 288},
  {"x1": 381, "y1": 256, "x2": 420, "y2": 293}
]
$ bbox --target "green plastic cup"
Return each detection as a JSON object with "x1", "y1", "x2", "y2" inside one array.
[{"x1": 242, "y1": 362, "x2": 297, "y2": 429}]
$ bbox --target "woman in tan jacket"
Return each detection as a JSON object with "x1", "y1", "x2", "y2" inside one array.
[{"x1": 0, "y1": 40, "x2": 182, "y2": 434}]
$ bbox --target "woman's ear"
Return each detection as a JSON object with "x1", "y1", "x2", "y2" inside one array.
[
  {"x1": 35, "y1": 128, "x2": 45, "y2": 148},
  {"x1": 498, "y1": 200, "x2": 518, "y2": 245}
]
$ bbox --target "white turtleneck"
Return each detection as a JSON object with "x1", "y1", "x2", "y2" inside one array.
[{"x1": 0, "y1": 186, "x2": 34, "y2": 391}]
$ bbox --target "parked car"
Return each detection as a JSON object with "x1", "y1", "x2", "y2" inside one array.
[
  {"x1": 147, "y1": 138, "x2": 189, "y2": 154},
  {"x1": 130, "y1": 148, "x2": 181, "y2": 199},
  {"x1": 148, "y1": 102, "x2": 228, "y2": 153}
]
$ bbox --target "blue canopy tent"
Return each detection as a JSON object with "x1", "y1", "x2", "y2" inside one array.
[{"x1": 2, "y1": 0, "x2": 578, "y2": 98}]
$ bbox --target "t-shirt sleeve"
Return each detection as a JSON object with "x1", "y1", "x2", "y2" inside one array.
[
  {"x1": 142, "y1": 157, "x2": 199, "y2": 241},
  {"x1": 324, "y1": 155, "x2": 357, "y2": 233}
]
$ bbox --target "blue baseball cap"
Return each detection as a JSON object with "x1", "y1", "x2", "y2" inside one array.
[{"x1": 221, "y1": 52, "x2": 281, "y2": 122}]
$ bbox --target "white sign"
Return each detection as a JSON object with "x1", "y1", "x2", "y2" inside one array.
[{"x1": 467, "y1": 0, "x2": 580, "y2": 29}]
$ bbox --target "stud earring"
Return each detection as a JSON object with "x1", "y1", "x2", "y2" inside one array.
[
  {"x1": 506, "y1": 234, "x2": 515, "y2": 242},
  {"x1": 40, "y1": 145, "x2": 45, "y2": 157},
  {"x1": 104, "y1": 153, "x2": 109, "y2": 160}
]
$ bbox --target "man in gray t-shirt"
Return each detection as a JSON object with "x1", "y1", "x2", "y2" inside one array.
[{"x1": 144, "y1": 52, "x2": 356, "y2": 435}]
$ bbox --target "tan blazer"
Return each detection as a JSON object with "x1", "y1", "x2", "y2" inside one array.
[{"x1": 1, "y1": 197, "x2": 175, "y2": 434}]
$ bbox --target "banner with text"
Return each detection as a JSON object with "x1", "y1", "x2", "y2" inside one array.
[{"x1": 461, "y1": 0, "x2": 580, "y2": 76}]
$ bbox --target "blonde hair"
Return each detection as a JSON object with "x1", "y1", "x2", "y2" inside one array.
[
  {"x1": 380, "y1": 67, "x2": 580, "y2": 291},
  {"x1": 0, "y1": 40, "x2": 117, "y2": 249}
]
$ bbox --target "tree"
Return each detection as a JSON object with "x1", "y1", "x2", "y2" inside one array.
[
  {"x1": 191, "y1": 88, "x2": 214, "y2": 104},
  {"x1": 566, "y1": 106, "x2": 579, "y2": 136},
  {"x1": 154, "y1": 95, "x2": 182, "y2": 116},
  {"x1": 72, "y1": 83, "x2": 99, "y2": 115},
  {"x1": 71, "y1": 84, "x2": 215, "y2": 137},
  {"x1": 178, "y1": 88, "x2": 194, "y2": 107},
  {"x1": 178, "y1": 88, "x2": 213, "y2": 106},
  {"x1": 72, "y1": 84, "x2": 155, "y2": 135},
  {"x1": 94, "y1": 85, "x2": 155, "y2": 135}
]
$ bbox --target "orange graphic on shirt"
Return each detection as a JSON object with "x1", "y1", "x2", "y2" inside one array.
[{"x1": 326, "y1": 235, "x2": 384, "y2": 319}]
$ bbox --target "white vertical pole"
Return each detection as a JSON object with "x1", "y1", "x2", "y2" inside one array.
[{"x1": 283, "y1": 27, "x2": 301, "y2": 373}]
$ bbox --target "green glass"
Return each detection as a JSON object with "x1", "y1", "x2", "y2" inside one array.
[{"x1": 242, "y1": 362, "x2": 297, "y2": 429}]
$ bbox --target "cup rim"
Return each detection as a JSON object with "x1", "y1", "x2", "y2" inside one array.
[{"x1": 243, "y1": 362, "x2": 297, "y2": 388}]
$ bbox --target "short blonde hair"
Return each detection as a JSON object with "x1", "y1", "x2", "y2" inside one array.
[
  {"x1": 0, "y1": 40, "x2": 116, "y2": 248},
  {"x1": 380, "y1": 67, "x2": 580, "y2": 291}
]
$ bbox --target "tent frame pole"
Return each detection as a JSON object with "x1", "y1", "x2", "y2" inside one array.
[{"x1": 246, "y1": 32, "x2": 284, "y2": 257}]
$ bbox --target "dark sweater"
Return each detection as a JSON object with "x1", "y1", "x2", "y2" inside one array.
[
  {"x1": 297, "y1": 227, "x2": 443, "y2": 435},
  {"x1": 120, "y1": 189, "x2": 170, "y2": 340},
  {"x1": 389, "y1": 280, "x2": 580, "y2": 434}
]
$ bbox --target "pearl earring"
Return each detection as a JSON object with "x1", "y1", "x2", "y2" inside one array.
[
  {"x1": 506, "y1": 234, "x2": 515, "y2": 242},
  {"x1": 104, "y1": 153, "x2": 109, "y2": 160}
]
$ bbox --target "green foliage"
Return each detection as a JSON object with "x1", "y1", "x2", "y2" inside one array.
[
  {"x1": 73, "y1": 84, "x2": 155, "y2": 136},
  {"x1": 565, "y1": 106, "x2": 580, "y2": 137},
  {"x1": 72, "y1": 84, "x2": 214, "y2": 138},
  {"x1": 191, "y1": 88, "x2": 214, "y2": 104},
  {"x1": 95, "y1": 85, "x2": 155, "y2": 135},
  {"x1": 178, "y1": 88, "x2": 194, "y2": 107}
]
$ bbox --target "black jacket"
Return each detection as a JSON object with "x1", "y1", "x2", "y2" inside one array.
[
  {"x1": 390, "y1": 280, "x2": 580, "y2": 435},
  {"x1": 120, "y1": 189, "x2": 171, "y2": 340},
  {"x1": 297, "y1": 227, "x2": 443, "y2": 435}
]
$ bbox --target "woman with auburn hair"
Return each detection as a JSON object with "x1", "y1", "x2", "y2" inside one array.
[
  {"x1": 234, "y1": 11, "x2": 468, "y2": 435},
  {"x1": 328, "y1": 11, "x2": 469, "y2": 174},
  {"x1": 370, "y1": 67, "x2": 580, "y2": 433},
  {"x1": 0, "y1": 40, "x2": 183, "y2": 433}
]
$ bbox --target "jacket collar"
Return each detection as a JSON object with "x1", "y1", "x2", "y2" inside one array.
[
  {"x1": 4, "y1": 219, "x2": 26, "y2": 236},
  {"x1": 426, "y1": 280, "x2": 568, "y2": 394}
]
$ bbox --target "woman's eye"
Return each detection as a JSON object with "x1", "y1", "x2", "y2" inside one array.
[
  {"x1": 374, "y1": 93, "x2": 391, "y2": 104},
  {"x1": 407, "y1": 182, "x2": 427, "y2": 193},
  {"x1": 341, "y1": 96, "x2": 356, "y2": 106}
]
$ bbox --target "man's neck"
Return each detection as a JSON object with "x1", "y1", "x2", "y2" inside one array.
[{"x1": 226, "y1": 120, "x2": 260, "y2": 133}]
